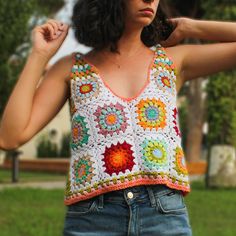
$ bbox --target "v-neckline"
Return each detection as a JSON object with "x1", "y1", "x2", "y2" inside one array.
[{"x1": 79, "y1": 45, "x2": 159, "y2": 102}]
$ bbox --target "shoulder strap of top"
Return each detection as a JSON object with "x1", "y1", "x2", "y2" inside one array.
[
  {"x1": 150, "y1": 43, "x2": 161, "y2": 54},
  {"x1": 155, "y1": 43, "x2": 162, "y2": 48},
  {"x1": 70, "y1": 52, "x2": 95, "y2": 79},
  {"x1": 72, "y1": 51, "x2": 83, "y2": 65},
  {"x1": 70, "y1": 52, "x2": 81, "y2": 79},
  {"x1": 155, "y1": 43, "x2": 179, "y2": 77}
]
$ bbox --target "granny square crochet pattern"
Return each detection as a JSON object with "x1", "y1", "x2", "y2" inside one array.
[{"x1": 64, "y1": 44, "x2": 191, "y2": 205}]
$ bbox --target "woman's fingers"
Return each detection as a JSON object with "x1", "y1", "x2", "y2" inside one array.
[
  {"x1": 160, "y1": 17, "x2": 186, "y2": 47},
  {"x1": 47, "y1": 19, "x2": 59, "y2": 36},
  {"x1": 41, "y1": 23, "x2": 55, "y2": 40},
  {"x1": 31, "y1": 19, "x2": 69, "y2": 58},
  {"x1": 47, "y1": 19, "x2": 65, "y2": 34},
  {"x1": 40, "y1": 20, "x2": 67, "y2": 41},
  {"x1": 161, "y1": 30, "x2": 182, "y2": 47}
]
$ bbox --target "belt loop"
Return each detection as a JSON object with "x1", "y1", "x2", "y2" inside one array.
[
  {"x1": 146, "y1": 186, "x2": 157, "y2": 208},
  {"x1": 97, "y1": 194, "x2": 104, "y2": 209}
]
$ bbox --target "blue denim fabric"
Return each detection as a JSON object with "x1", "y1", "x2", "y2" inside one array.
[{"x1": 63, "y1": 184, "x2": 193, "y2": 236}]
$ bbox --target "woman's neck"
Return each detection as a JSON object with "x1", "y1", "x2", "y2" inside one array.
[{"x1": 111, "y1": 27, "x2": 146, "y2": 56}]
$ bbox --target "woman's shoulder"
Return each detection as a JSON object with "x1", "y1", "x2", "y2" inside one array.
[
  {"x1": 56, "y1": 50, "x2": 85, "y2": 66},
  {"x1": 49, "y1": 51, "x2": 84, "y2": 83},
  {"x1": 161, "y1": 44, "x2": 184, "y2": 71},
  {"x1": 162, "y1": 44, "x2": 189, "y2": 65}
]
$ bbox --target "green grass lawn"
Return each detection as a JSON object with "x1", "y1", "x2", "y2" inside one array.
[
  {"x1": 0, "y1": 177, "x2": 236, "y2": 236},
  {"x1": 0, "y1": 188, "x2": 65, "y2": 236},
  {"x1": 0, "y1": 169, "x2": 66, "y2": 183},
  {"x1": 186, "y1": 181, "x2": 236, "y2": 236}
]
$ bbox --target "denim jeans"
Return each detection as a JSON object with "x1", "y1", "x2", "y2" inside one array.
[{"x1": 63, "y1": 184, "x2": 193, "y2": 236}]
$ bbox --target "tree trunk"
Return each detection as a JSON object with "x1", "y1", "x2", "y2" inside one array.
[
  {"x1": 185, "y1": 77, "x2": 206, "y2": 163},
  {"x1": 165, "y1": 0, "x2": 206, "y2": 163}
]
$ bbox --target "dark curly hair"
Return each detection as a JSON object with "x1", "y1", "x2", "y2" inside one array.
[{"x1": 71, "y1": 0, "x2": 174, "y2": 52}]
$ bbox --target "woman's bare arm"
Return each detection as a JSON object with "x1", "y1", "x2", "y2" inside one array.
[
  {"x1": 175, "y1": 42, "x2": 236, "y2": 82},
  {"x1": 0, "y1": 52, "x2": 49, "y2": 149},
  {"x1": 0, "y1": 19, "x2": 70, "y2": 150},
  {"x1": 162, "y1": 18, "x2": 236, "y2": 88}
]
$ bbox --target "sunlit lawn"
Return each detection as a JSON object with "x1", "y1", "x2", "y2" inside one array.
[
  {"x1": 0, "y1": 171, "x2": 236, "y2": 236},
  {"x1": 186, "y1": 181, "x2": 236, "y2": 236},
  {"x1": 0, "y1": 188, "x2": 65, "y2": 236}
]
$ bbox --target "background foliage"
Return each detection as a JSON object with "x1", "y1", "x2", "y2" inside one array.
[
  {"x1": 36, "y1": 132, "x2": 71, "y2": 158},
  {"x1": 202, "y1": 1, "x2": 236, "y2": 147},
  {"x1": 0, "y1": 0, "x2": 64, "y2": 117}
]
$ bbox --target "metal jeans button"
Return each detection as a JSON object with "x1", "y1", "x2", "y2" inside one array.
[{"x1": 127, "y1": 191, "x2": 134, "y2": 199}]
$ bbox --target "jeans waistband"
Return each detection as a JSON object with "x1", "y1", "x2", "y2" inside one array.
[{"x1": 97, "y1": 184, "x2": 175, "y2": 209}]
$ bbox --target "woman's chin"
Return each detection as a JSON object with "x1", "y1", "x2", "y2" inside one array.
[
  {"x1": 125, "y1": 18, "x2": 154, "y2": 30},
  {"x1": 138, "y1": 17, "x2": 154, "y2": 26},
  {"x1": 133, "y1": 19, "x2": 153, "y2": 28}
]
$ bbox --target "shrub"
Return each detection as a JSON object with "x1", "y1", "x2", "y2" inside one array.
[
  {"x1": 58, "y1": 132, "x2": 71, "y2": 158},
  {"x1": 36, "y1": 134, "x2": 58, "y2": 158}
]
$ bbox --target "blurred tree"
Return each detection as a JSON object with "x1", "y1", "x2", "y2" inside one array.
[
  {"x1": 202, "y1": 1, "x2": 236, "y2": 148},
  {"x1": 0, "y1": 0, "x2": 64, "y2": 117},
  {"x1": 0, "y1": 0, "x2": 34, "y2": 117},
  {"x1": 36, "y1": 133, "x2": 59, "y2": 158},
  {"x1": 58, "y1": 132, "x2": 71, "y2": 158},
  {"x1": 35, "y1": 0, "x2": 65, "y2": 16},
  {"x1": 206, "y1": 71, "x2": 236, "y2": 146},
  {"x1": 202, "y1": 0, "x2": 236, "y2": 189}
]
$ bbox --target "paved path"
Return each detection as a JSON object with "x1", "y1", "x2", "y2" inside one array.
[
  {"x1": 0, "y1": 175, "x2": 204, "y2": 190},
  {"x1": 0, "y1": 181, "x2": 66, "y2": 190}
]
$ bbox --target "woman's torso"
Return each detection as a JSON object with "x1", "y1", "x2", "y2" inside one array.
[{"x1": 63, "y1": 43, "x2": 190, "y2": 205}]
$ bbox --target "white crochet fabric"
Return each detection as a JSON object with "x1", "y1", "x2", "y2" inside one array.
[{"x1": 64, "y1": 44, "x2": 190, "y2": 205}]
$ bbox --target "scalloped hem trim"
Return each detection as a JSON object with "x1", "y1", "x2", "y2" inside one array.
[{"x1": 64, "y1": 179, "x2": 191, "y2": 205}]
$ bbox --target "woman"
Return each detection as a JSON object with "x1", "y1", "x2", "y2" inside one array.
[{"x1": 1, "y1": 0, "x2": 236, "y2": 235}]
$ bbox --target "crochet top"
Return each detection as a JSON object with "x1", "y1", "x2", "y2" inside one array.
[{"x1": 64, "y1": 44, "x2": 191, "y2": 205}]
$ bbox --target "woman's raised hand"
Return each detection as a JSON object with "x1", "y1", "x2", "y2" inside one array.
[
  {"x1": 160, "y1": 17, "x2": 191, "y2": 47},
  {"x1": 31, "y1": 19, "x2": 69, "y2": 59}
]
